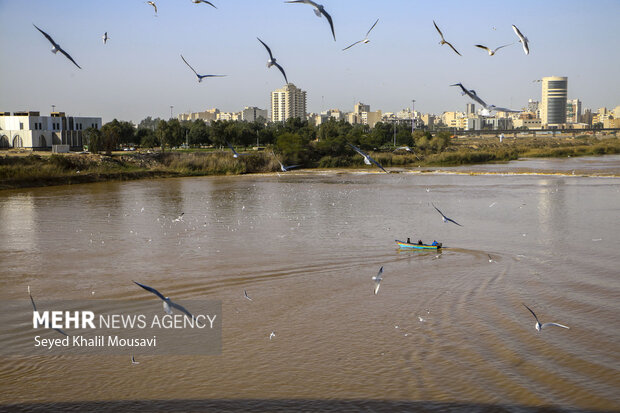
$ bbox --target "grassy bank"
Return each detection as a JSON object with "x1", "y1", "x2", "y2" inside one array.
[{"x1": 1, "y1": 136, "x2": 619, "y2": 190}]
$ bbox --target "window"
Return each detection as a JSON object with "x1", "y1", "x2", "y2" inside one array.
[{"x1": 19, "y1": 122, "x2": 24, "y2": 130}]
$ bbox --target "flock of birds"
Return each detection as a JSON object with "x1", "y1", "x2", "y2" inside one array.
[
  {"x1": 32, "y1": 0, "x2": 531, "y2": 114},
  {"x1": 25, "y1": 1, "x2": 570, "y2": 364}
]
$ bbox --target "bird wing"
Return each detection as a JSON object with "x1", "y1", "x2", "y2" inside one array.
[
  {"x1": 347, "y1": 142, "x2": 367, "y2": 157},
  {"x1": 522, "y1": 304, "x2": 540, "y2": 323},
  {"x1": 33, "y1": 24, "x2": 58, "y2": 48},
  {"x1": 366, "y1": 18, "x2": 379, "y2": 37},
  {"x1": 433, "y1": 20, "x2": 445, "y2": 41},
  {"x1": 226, "y1": 141, "x2": 239, "y2": 156},
  {"x1": 432, "y1": 203, "x2": 445, "y2": 218},
  {"x1": 342, "y1": 40, "x2": 363, "y2": 51},
  {"x1": 445, "y1": 41, "x2": 462, "y2": 56},
  {"x1": 203, "y1": 1, "x2": 217, "y2": 8},
  {"x1": 374, "y1": 282, "x2": 381, "y2": 295},
  {"x1": 475, "y1": 44, "x2": 491, "y2": 53},
  {"x1": 489, "y1": 105, "x2": 519, "y2": 113},
  {"x1": 521, "y1": 40, "x2": 529, "y2": 55},
  {"x1": 285, "y1": 164, "x2": 301, "y2": 170},
  {"x1": 494, "y1": 43, "x2": 513, "y2": 52},
  {"x1": 133, "y1": 281, "x2": 167, "y2": 301},
  {"x1": 368, "y1": 155, "x2": 388, "y2": 173},
  {"x1": 28, "y1": 286, "x2": 37, "y2": 311},
  {"x1": 465, "y1": 90, "x2": 488, "y2": 108},
  {"x1": 512, "y1": 25, "x2": 524, "y2": 41},
  {"x1": 148, "y1": 2, "x2": 157, "y2": 13},
  {"x1": 445, "y1": 216, "x2": 463, "y2": 226},
  {"x1": 542, "y1": 322, "x2": 569, "y2": 330},
  {"x1": 273, "y1": 62, "x2": 289, "y2": 84},
  {"x1": 53, "y1": 327, "x2": 69, "y2": 336},
  {"x1": 257, "y1": 37, "x2": 274, "y2": 60},
  {"x1": 57, "y1": 47, "x2": 82, "y2": 69},
  {"x1": 320, "y1": 8, "x2": 336, "y2": 41},
  {"x1": 198, "y1": 74, "x2": 226, "y2": 79},
  {"x1": 180, "y1": 54, "x2": 199, "y2": 77},
  {"x1": 450, "y1": 83, "x2": 466, "y2": 94},
  {"x1": 169, "y1": 300, "x2": 196, "y2": 320}
]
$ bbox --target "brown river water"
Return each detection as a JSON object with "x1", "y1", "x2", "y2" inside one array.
[{"x1": 1, "y1": 156, "x2": 619, "y2": 411}]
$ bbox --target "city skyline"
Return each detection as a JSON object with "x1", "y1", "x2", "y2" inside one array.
[{"x1": 1, "y1": 0, "x2": 619, "y2": 123}]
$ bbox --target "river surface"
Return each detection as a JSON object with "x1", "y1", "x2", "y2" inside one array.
[{"x1": 1, "y1": 156, "x2": 619, "y2": 411}]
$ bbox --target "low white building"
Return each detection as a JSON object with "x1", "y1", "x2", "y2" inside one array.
[{"x1": 0, "y1": 111, "x2": 101, "y2": 150}]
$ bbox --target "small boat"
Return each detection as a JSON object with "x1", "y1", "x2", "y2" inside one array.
[{"x1": 396, "y1": 240, "x2": 442, "y2": 249}]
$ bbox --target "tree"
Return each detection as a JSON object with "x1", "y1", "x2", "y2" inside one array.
[
  {"x1": 188, "y1": 120, "x2": 210, "y2": 146},
  {"x1": 84, "y1": 127, "x2": 102, "y2": 153},
  {"x1": 275, "y1": 132, "x2": 310, "y2": 165},
  {"x1": 136, "y1": 128, "x2": 158, "y2": 148},
  {"x1": 100, "y1": 121, "x2": 122, "y2": 155},
  {"x1": 157, "y1": 119, "x2": 170, "y2": 151}
]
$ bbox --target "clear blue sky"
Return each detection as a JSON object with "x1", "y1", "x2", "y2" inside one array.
[{"x1": 1, "y1": 0, "x2": 618, "y2": 123}]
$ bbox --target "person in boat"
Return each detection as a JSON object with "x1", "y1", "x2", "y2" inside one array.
[
  {"x1": 418, "y1": 240, "x2": 423, "y2": 245},
  {"x1": 431, "y1": 240, "x2": 438, "y2": 246}
]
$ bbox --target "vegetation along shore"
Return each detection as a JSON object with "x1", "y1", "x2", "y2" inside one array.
[{"x1": 1, "y1": 117, "x2": 619, "y2": 190}]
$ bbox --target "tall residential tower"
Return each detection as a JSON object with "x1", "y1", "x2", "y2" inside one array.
[{"x1": 270, "y1": 84, "x2": 307, "y2": 122}]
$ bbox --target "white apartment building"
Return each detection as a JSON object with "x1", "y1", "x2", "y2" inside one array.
[
  {"x1": 271, "y1": 84, "x2": 307, "y2": 122},
  {"x1": 541, "y1": 76, "x2": 568, "y2": 125},
  {"x1": 0, "y1": 111, "x2": 101, "y2": 149}
]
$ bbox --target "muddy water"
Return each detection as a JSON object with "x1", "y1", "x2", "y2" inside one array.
[{"x1": 1, "y1": 156, "x2": 619, "y2": 411}]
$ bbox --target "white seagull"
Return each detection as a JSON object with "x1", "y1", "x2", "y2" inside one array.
[
  {"x1": 244, "y1": 290, "x2": 253, "y2": 301},
  {"x1": 147, "y1": 1, "x2": 157, "y2": 14},
  {"x1": 180, "y1": 54, "x2": 226, "y2": 83},
  {"x1": 347, "y1": 143, "x2": 388, "y2": 173},
  {"x1": 276, "y1": 159, "x2": 300, "y2": 172},
  {"x1": 343, "y1": 18, "x2": 379, "y2": 51},
  {"x1": 257, "y1": 37, "x2": 288, "y2": 84},
  {"x1": 192, "y1": 0, "x2": 217, "y2": 8},
  {"x1": 450, "y1": 83, "x2": 488, "y2": 109},
  {"x1": 28, "y1": 286, "x2": 69, "y2": 336},
  {"x1": 226, "y1": 141, "x2": 246, "y2": 158},
  {"x1": 285, "y1": 0, "x2": 336, "y2": 41},
  {"x1": 523, "y1": 304, "x2": 569, "y2": 332},
  {"x1": 269, "y1": 331, "x2": 276, "y2": 340},
  {"x1": 173, "y1": 212, "x2": 184, "y2": 222},
  {"x1": 131, "y1": 354, "x2": 140, "y2": 364},
  {"x1": 512, "y1": 25, "x2": 529, "y2": 55},
  {"x1": 133, "y1": 281, "x2": 197, "y2": 320},
  {"x1": 33, "y1": 24, "x2": 81, "y2": 69},
  {"x1": 474, "y1": 43, "x2": 513, "y2": 56},
  {"x1": 372, "y1": 266, "x2": 383, "y2": 295},
  {"x1": 433, "y1": 20, "x2": 461, "y2": 56},
  {"x1": 432, "y1": 203, "x2": 463, "y2": 226},
  {"x1": 102, "y1": 32, "x2": 109, "y2": 45}
]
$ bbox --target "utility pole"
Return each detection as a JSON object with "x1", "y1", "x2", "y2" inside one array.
[
  {"x1": 411, "y1": 100, "x2": 416, "y2": 133},
  {"x1": 393, "y1": 119, "x2": 397, "y2": 147},
  {"x1": 170, "y1": 105, "x2": 174, "y2": 120}
]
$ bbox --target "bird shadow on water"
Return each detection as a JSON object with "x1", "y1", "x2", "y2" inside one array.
[{"x1": 0, "y1": 399, "x2": 610, "y2": 413}]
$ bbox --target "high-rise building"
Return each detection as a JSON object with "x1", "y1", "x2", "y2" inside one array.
[
  {"x1": 271, "y1": 84, "x2": 307, "y2": 122},
  {"x1": 566, "y1": 99, "x2": 581, "y2": 124},
  {"x1": 466, "y1": 103, "x2": 475, "y2": 116},
  {"x1": 541, "y1": 76, "x2": 568, "y2": 125}
]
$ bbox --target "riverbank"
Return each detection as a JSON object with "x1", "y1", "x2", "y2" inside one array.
[{"x1": 1, "y1": 136, "x2": 619, "y2": 190}]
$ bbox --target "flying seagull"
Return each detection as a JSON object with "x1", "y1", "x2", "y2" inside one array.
[
  {"x1": 33, "y1": 24, "x2": 81, "y2": 69},
  {"x1": 192, "y1": 0, "x2": 217, "y2": 8},
  {"x1": 257, "y1": 37, "x2": 288, "y2": 84},
  {"x1": 432, "y1": 203, "x2": 463, "y2": 226},
  {"x1": 270, "y1": 331, "x2": 276, "y2": 340},
  {"x1": 147, "y1": 1, "x2": 157, "y2": 14},
  {"x1": 347, "y1": 143, "x2": 388, "y2": 173},
  {"x1": 28, "y1": 286, "x2": 69, "y2": 336},
  {"x1": 474, "y1": 43, "x2": 513, "y2": 56},
  {"x1": 343, "y1": 18, "x2": 379, "y2": 51},
  {"x1": 450, "y1": 83, "x2": 488, "y2": 109},
  {"x1": 512, "y1": 25, "x2": 529, "y2": 55},
  {"x1": 102, "y1": 32, "x2": 109, "y2": 45},
  {"x1": 133, "y1": 281, "x2": 197, "y2": 320},
  {"x1": 226, "y1": 141, "x2": 247, "y2": 158},
  {"x1": 433, "y1": 20, "x2": 461, "y2": 56},
  {"x1": 244, "y1": 290, "x2": 253, "y2": 301},
  {"x1": 180, "y1": 54, "x2": 226, "y2": 83},
  {"x1": 285, "y1": 0, "x2": 336, "y2": 41},
  {"x1": 277, "y1": 159, "x2": 300, "y2": 172},
  {"x1": 131, "y1": 354, "x2": 140, "y2": 364},
  {"x1": 372, "y1": 266, "x2": 383, "y2": 295},
  {"x1": 523, "y1": 304, "x2": 569, "y2": 332}
]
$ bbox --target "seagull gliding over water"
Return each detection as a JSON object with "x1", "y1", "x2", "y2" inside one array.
[
  {"x1": 133, "y1": 281, "x2": 197, "y2": 320},
  {"x1": 343, "y1": 18, "x2": 379, "y2": 51},
  {"x1": 432, "y1": 203, "x2": 463, "y2": 226},
  {"x1": 523, "y1": 304, "x2": 569, "y2": 332},
  {"x1": 285, "y1": 0, "x2": 336, "y2": 41},
  {"x1": 257, "y1": 38, "x2": 288, "y2": 84},
  {"x1": 433, "y1": 20, "x2": 461, "y2": 56},
  {"x1": 244, "y1": 290, "x2": 253, "y2": 301},
  {"x1": 372, "y1": 266, "x2": 384, "y2": 295},
  {"x1": 33, "y1": 24, "x2": 81, "y2": 69},
  {"x1": 347, "y1": 143, "x2": 388, "y2": 173},
  {"x1": 28, "y1": 286, "x2": 69, "y2": 336}
]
